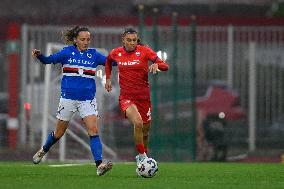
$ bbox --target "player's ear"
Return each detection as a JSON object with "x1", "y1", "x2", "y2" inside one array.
[{"x1": 121, "y1": 37, "x2": 125, "y2": 45}]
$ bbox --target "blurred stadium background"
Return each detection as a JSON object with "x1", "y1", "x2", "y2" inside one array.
[{"x1": 0, "y1": 0, "x2": 284, "y2": 163}]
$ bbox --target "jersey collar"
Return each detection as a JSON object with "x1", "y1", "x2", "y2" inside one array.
[{"x1": 123, "y1": 46, "x2": 137, "y2": 53}]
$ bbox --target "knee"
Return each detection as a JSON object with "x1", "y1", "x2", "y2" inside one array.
[
  {"x1": 54, "y1": 131, "x2": 64, "y2": 139},
  {"x1": 133, "y1": 118, "x2": 143, "y2": 129},
  {"x1": 88, "y1": 125, "x2": 99, "y2": 135}
]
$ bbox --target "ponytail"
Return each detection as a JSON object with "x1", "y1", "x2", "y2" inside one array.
[{"x1": 63, "y1": 26, "x2": 89, "y2": 45}]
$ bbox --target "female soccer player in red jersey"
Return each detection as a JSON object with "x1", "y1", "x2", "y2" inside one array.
[{"x1": 105, "y1": 27, "x2": 169, "y2": 164}]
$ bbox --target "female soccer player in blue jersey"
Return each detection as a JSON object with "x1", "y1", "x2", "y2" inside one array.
[{"x1": 32, "y1": 26, "x2": 112, "y2": 176}]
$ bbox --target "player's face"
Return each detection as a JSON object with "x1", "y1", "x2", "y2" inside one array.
[
  {"x1": 123, "y1": 33, "x2": 138, "y2": 51},
  {"x1": 75, "y1": 31, "x2": 91, "y2": 51}
]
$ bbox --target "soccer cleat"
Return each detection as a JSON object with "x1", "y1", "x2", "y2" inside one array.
[
  {"x1": 96, "y1": 161, "x2": 113, "y2": 176},
  {"x1": 32, "y1": 147, "x2": 47, "y2": 164},
  {"x1": 135, "y1": 154, "x2": 147, "y2": 166},
  {"x1": 136, "y1": 166, "x2": 141, "y2": 176},
  {"x1": 135, "y1": 155, "x2": 140, "y2": 166}
]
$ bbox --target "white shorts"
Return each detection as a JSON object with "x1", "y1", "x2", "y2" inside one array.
[{"x1": 56, "y1": 97, "x2": 98, "y2": 121}]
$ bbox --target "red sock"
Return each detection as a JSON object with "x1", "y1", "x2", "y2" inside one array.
[
  {"x1": 136, "y1": 144, "x2": 145, "y2": 154},
  {"x1": 145, "y1": 148, "x2": 148, "y2": 154}
]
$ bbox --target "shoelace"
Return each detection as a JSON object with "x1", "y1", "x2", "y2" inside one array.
[
  {"x1": 37, "y1": 151, "x2": 45, "y2": 157},
  {"x1": 99, "y1": 165, "x2": 106, "y2": 171},
  {"x1": 99, "y1": 163, "x2": 111, "y2": 172}
]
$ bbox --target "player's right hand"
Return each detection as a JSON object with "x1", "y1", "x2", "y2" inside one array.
[
  {"x1": 105, "y1": 79, "x2": 112, "y2": 92},
  {"x1": 32, "y1": 49, "x2": 41, "y2": 57}
]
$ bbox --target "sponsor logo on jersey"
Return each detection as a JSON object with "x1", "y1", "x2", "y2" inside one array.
[
  {"x1": 68, "y1": 58, "x2": 95, "y2": 65},
  {"x1": 118, "y1": 60, "x2": 140, "y2": 66}
]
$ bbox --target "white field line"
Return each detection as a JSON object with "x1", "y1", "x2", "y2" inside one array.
[
  {"x1": 48, "y1": 162, "x2": 136, "y2": 167},
  {"x1": 24, "y1": 161, "x2": 135, "y2": 167},
  {"x1": 48, "y1": 163, "x2": 92, "y2": 167}
]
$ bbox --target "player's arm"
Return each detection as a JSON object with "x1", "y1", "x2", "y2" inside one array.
[
  {"x1": 105, "y1": 54, "x2": 113, "y2": 92},
  {"x1": 146, "y1": 47, "x2": 169, "y2": 74},
  {"x1": 96, "y1": 52, "x2": 107, "y2": 66},
  {"x1": 96, "y1": 51, "x2": 117, "y2": 67},
  {"x1": 149, "y1": 58, "x2": 169, "y2": 74},
  {"x1": 32, "y1": 48, "x2": 65, "y2": 64}
]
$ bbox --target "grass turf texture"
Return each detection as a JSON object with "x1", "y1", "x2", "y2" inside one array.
[{"x1": 0, "y1": 162, "x2": 283, "y2": 189}]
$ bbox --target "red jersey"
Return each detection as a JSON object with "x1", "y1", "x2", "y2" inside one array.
[{"x1": 105, "y1": 45, "x2": 169, "y2": 100}]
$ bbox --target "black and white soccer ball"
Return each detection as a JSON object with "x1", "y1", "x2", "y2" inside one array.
[{"x1": 136, "y1": 157, "x2": 158, "y2": 178}]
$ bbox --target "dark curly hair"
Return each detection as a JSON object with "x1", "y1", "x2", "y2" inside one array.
[
  {"x1": 122, "y1": 27, "x2": 142, "y2": 45},
  {"x1": 122, "y1": 27, "x2": 137, "y2": 36},
  {"x1": 63, "y1": 26, "x2": 89, "y2": 45}
]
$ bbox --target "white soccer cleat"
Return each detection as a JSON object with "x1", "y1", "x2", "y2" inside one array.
[
  {"x1": 135, "y1": 155, "x2": 141, "y2": 166},
  {"x1": 32, "y1": 147, "x2": 47, "y2": 164},
  {"x1": 96, "y1": 161, "x2": 113, "y2": 176},
  {"x1": 136, "y1": 166, "x2": 141, "y2": 176},
  {"x1": 135, "y1": 154, "x2": 147, "y2": 166}
]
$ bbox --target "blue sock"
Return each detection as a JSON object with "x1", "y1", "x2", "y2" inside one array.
[
  {"x1": 89, "y1": 135, "x2": 102, "y2": 167},
  {"x1": 42, "y1": 131, "x2": 59, "y2": 152}
]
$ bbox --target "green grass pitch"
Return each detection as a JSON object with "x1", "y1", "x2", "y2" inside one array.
[{"x1": 0, "y1": 162, "x2": 283, "y2": 189}]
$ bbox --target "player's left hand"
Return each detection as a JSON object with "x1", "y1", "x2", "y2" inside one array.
[
  {"x1": 149, "y1": 63, "x2": 159, "y2": 74},
  {"x1": 105, "y1": 79, "x2": 112, "y2": 92}
]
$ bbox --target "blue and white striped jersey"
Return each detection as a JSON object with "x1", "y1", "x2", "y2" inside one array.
[{"x1": 37, "y1": 45, "x2": 106, "y2": 101}]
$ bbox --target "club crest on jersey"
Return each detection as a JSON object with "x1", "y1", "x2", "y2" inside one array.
[
  {"x1": 135, "y1": 52, "x2": 140, "y2": 56},
  {"x1": 78, "y1": 68, "x2": 84, "y2": 76},
  {"x1": 118, "y1": 52, "x2": 122, "y2": 57},
  {"x1": 87, "y1": 53, "x2": 92, "y2": 58},
  {"x1": 72, "y1": 52, "x2": 75, "y2": 56}
]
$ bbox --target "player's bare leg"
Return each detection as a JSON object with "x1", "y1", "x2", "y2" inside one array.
[
  {"x1": 33, "y1": 119, "x2": 68, "y2": 164},
  {"x1": 83, "y1": 115, "x2": 99, "y2": 136},
  {"x1": 125, "y1": 105, "x2": 147, "y2": 164},
  {"x1": 83, "y1": 115, "x2": 112, "y2": 176},
  {"x1": 126, "y1": 105, "x2": 144, "y2": 146},
  {"x1": 142, "y1": 123, "x2": 151, "y2": 153},
  {"x1": 54, "y1": 119, "x2": 69, "y2": 138}
]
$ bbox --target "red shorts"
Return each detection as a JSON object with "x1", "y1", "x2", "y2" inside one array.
[{"x1": 119, "y1": 98, "x2": 152, "y2": 124}]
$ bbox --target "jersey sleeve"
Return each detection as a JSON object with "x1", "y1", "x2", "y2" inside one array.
[
  {"x1": 146, "y1": 46, "x2": 169, "y2": 71},
  {"x1": 95, "y1": 51, "x2": 107, "y2": 66},
  {"x1": 96, "y1": 50, "x2": 117, "y2": 67},
  {"x1": 37, "y1": 48, "x2": 67, "y2": 65},
  {"x1": 105, "y1": 50, "x2": 114, "y2": 79}
]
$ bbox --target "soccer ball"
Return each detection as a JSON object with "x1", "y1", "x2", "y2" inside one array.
[{"x1": 136, "y1": 157, "x2": 158, "y2": 178}]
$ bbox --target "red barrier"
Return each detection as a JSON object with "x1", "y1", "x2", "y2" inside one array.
[{"x1": 7, "y1": 23, "x2": 20, "y2": 149}]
